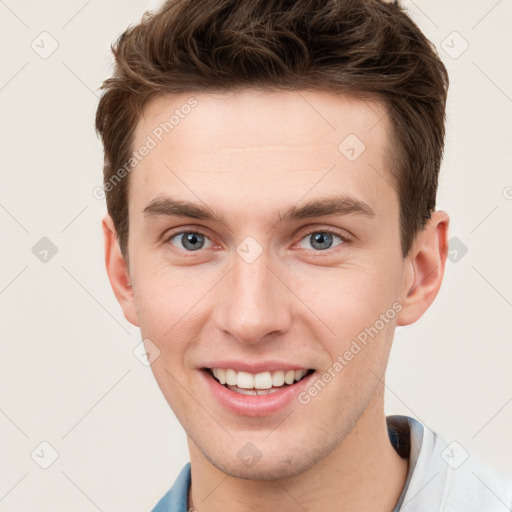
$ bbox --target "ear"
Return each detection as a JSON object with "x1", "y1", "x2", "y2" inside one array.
[
  {"x1": 396, "y1": 210, "x2": 449, "y2": 326},
  {"x1": 102, "y1": 214, "x2": 139, "y2": 327}
]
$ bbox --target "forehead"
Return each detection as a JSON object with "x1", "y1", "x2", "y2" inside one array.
[{"x1": 129, "y1": 89, "x2": 397, "y2": 221}]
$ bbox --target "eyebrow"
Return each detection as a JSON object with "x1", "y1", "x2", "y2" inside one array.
[{"x1": 143, "y1": 194, "x2": 375, "y2": 225}]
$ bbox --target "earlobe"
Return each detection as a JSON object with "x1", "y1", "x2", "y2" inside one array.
[
  {"x1": 102, "y1": 214, "x2": 139, "y2": 327},
  {"x1": 396, "y1": 211, "x2": 449, "y2": 326}
]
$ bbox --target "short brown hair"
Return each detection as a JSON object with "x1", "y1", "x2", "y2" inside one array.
[{"x1": 95, "y1": 0, "x2": 449, "y2": 258}]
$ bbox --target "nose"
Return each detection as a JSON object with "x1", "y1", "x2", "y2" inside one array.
[{"x1": 213, "y1": 251, "x2": 292, "y2": 345}]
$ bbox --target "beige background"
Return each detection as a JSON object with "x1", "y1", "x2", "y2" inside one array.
[{"x1": 1, "y1": 0, "x2": 511, "y2": 510}]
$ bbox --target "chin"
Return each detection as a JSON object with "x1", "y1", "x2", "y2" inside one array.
[
  {"x1": 210, "y1": 454, "x2": 319, "y2": 481},
  {"x1": 197, "y1": 434, "x2": 339, "y2": 482}
]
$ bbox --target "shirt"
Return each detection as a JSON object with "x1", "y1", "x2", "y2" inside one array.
[{"x1": 151, "y1": 415, "x2": 512, "y2": 511}]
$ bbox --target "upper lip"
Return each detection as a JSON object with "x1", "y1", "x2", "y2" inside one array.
[{"x1": 201, "y1": 360, "x2": 313, "y2": 374}]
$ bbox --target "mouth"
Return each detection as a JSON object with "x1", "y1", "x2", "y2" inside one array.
[{"x1": 203, "y1": 367, "x2": 315, "y2": 395}]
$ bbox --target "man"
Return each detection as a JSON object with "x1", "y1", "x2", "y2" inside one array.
[{"x1": 95, "y1": 0, "x2": 512, "y2": 510}]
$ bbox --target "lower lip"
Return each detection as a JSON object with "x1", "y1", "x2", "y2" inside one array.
[{"x1": 199, "y1": 369, "x2": 316, "y2": 417}]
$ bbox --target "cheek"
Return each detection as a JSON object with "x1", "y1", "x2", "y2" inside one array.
[
  {"x1": 294, "y1": 262, "x2": 402, "y2": 343},
  {"x1": 131, "y1": 262, "x2": 215, "y2": 350}
]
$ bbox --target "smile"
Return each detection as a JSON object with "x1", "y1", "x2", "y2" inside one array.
[
  {"x1": 205, "y1": 368, "x2": 314, "y2": 402},
  {"x1": 207, "y1": 367, "x2": 315, "y2": 395}
]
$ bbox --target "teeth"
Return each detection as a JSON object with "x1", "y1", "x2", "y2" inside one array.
[
  {"x1": 214, "y1": 368, "x2": 226, "y2": 384},
  {"x1": 226, "y1": 368, "x2": 238, "y2": 386},
  {"x1": 256, "y1": 388, "x2": 280, "y2": 395},
  {"x1": 272, "y1": 370, "x2": 285, "y2": 387},
  {"x1": 284, "y1": 370, "x2": 295, "y2": 384},
  {"x1": 254, "y1": 371, "x2": 272, "y2": 389},
  {"x1": 226, "y1": 384, "x2": 281, "y2": 395},
  {"x1": 210, "y1": 368, "x2": 309, "y2": 390},
  {"x1": 213, "y1": 368, "x2": 226, "y2": 385},
  {"x1": 237, "y1": 371, "x2": 254, "y2": 389},
  {"x1": 232, "y1": 386, "x2": 257, "y2": 395}
]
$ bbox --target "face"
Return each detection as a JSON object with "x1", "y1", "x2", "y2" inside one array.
[{"x1": 115, "y1": 90, "x2": 415, "y2": 479}]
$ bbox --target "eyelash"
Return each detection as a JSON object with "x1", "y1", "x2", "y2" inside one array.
[{"x1": 163, "y1": 227, "x2": 350, "y2": 254}]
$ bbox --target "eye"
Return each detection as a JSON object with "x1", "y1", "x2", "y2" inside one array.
[
  {"x1": 167, "y1": 231, "x2": 213, "y2": 252},
  {"x1": 298, "y1": 231, "x2": 345, "y2": 251}
]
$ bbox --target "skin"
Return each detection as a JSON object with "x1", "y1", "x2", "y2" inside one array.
[{"x1": 103, "y1": 89, "x2": 449, "y2": 512}]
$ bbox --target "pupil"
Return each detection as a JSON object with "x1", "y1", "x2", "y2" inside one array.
[
  {"x1": 312, "y1": 232, "x2": 332, "y2": 250},
  {"x1": 183, "y1": 233, "x2": 204, "y2": 251}
]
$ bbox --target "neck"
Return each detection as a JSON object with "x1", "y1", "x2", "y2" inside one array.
[{"x1": 187, "y1": 393, "x2": 408, "y2": 512}]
